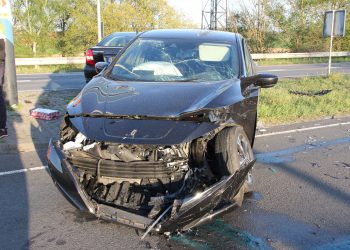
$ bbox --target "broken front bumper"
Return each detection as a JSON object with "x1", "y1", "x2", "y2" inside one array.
[{"x1": 46, "y1": 140, "x2": 255, "y2": 233}]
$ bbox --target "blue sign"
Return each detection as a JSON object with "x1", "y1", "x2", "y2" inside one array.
[{"x1": 0, "y1": 0, "x2": 14, "y2": 44}]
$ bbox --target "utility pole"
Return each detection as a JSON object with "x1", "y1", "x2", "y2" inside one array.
[
  {"x1": 202, "y1": 0, "x2": 228, "y2": 30},
  {"x1": 97, "y1": 0, "x2": 102, "y2": 42},
  {"x1": 0, "y1": 0, "x2": 18, "y2": 105}
]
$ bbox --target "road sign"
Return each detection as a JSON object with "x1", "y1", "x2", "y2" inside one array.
[
  {"x1": 323, "y1": 10, "x2": 347, "y2": 76},
  {"x1": 323, "y1": 10, "x2": 346, "y2": 37}
]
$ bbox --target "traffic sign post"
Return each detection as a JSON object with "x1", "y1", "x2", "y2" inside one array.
[
  {"x1": 323, "y1": 10, "x2": 346, "y2": 76},
  {"x1": 0, "y1": 0, "x2": 18, "y2": 105}
]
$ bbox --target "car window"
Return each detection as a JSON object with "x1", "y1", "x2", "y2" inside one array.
[
  {"x1": 99, "y1": 34, "x2": 135, "y2": 47},
  {"x1": 242, "y1": 40, "x2": 253, "y2": 77},
  {"x1": 108, "y1": 38, "x2": 240, "y2": 82}
]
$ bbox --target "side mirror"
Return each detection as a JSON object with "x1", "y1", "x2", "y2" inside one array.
[
  {"x1": 95, "y1": 62, "x2": 109, "y2": 74},
  {"x1": 255, "y1": 73, "x2": 278, "y2": 88},
  {"x1": 241, "y1": 73, "x2": 278, "y2": 91}
]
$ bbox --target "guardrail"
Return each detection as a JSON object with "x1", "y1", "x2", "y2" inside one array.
[
  {"x1": 16, "y1": 57, "x2": 85, "y2": 66},
  {"x1": 251, "y1": 51, "x2": 350, "y2": 59},
  {"x1": 15, "y1": 52, "x2": 350, "y2": 66}
]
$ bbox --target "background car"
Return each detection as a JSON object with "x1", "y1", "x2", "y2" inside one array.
[
  {"x1": 48, "y1": 29, "x2": 278, "y2": 235},
  {"x1": 83, "y1": 32, "x2": 137, "y2": 82}
]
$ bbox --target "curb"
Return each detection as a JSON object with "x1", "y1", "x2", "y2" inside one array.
[{"x1": 0, "y1": 142, "x2": 49, "y2": 154}]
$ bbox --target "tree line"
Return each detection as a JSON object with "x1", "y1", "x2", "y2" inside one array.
[
  {"x1": 11, "y1": 0, "x2": 350, "y2": 57},
  {"x1": 12, "y1": 0, "x2": 192, "y2": 57},
  {"x1": 228, "y1": 0, "x2": 350, "y2": 52}
]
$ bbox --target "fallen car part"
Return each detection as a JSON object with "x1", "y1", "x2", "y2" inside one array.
[
  {"x1": 288, "y1": 89, "x2": 332, "y2": 96},
  {"x1": 141, "y1": 205, "x2": 173, "y2": 240}
]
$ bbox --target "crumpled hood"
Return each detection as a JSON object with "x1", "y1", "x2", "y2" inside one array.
[
  {"x1": 66, "y1": 77, "x2": 247, "y2": 144},
  {"x1": 67, "y1": 77, "x2": 244, "y2": 117}
]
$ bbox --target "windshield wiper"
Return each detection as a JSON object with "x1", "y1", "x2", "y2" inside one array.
[{"x1": 172, "y1": 77, "x2": 199, "y2": 82}]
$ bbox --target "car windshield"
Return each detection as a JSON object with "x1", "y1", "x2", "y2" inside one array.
[
  {"x1": 98, "y1": 34, "x2": 135, "y2": 47},
  {"x1": 107, "y1": 38, "x2": 239, "y2": 82}
]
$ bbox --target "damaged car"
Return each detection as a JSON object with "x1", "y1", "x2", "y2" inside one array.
[{"x1": 47, "y1": 29, "x2": 278, "y2": 236}]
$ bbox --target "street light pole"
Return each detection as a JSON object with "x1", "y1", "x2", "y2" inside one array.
[{"x1": 97, "y1": 0, "x2": 102, "y2": 42}]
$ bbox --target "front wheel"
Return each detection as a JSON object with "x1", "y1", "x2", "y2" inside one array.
[{"x1": 214, "y1": 126, "x2": 254, "y2": 205}]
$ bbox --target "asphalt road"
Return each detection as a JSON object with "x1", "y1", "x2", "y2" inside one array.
[
  {"x1": 16, "y1": 62, "x2": 350, "y2": 92},
  {"x1": 1, "y1": 117, "x2": 349, "y2": 249}
]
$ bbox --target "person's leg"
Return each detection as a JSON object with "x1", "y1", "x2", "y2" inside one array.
[
  {"x1": 0, "y1": 85, "x2": 7, "y2": 128},
  {"x1": 0, "y1": 61, "x2": 7, "y2": 138},
  {"x1": 0, "y1": 85, "x2": 7, "y2": 138}
]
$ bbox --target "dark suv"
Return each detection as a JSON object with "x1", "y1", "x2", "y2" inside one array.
[{"x1": 83, "y1": 32, "x2": 136, "y2": 82}]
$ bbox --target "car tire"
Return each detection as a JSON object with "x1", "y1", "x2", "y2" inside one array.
[{"x1": 214, "y1": 126, "x2": 254, "y2": 205}]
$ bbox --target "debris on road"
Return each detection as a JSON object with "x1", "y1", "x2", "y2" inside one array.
[
  {"x1": 323, "y1": 173, "x2": 340, "y2": 179},
  {"x1": 30, "y1": 108, "x2": 60, "y2": 120},
  {"x1": 310, "y1": 162, "x2": 321, "y2": 168},
  {"x1": 333, "y1": 162, "x2": 350, "y2": 169},
  {"x1": 268, "y1": 167, "x2": 278, "y2": 174}
]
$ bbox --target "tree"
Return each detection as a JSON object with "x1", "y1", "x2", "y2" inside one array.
[{"x1": 12, "y1": 0, "x2": 56, "y2": 56}]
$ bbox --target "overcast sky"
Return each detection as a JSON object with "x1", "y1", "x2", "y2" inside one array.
[{"x1": 167, "y1": 0, "x2": 203, "y2": 27}]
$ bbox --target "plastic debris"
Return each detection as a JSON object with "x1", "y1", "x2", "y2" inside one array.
[
  {"x1": 30, "y1": 108, "x2": 60, "y2": 120},
  {"x1": 310, "y1": 162, "x2": 321, "y2": 168},
  {"x1": 268, "y1": 167, "x2": 277, "y2": 173},
  {"x1": 288, "y1": 89, "x2": 332, "y2": 97}
]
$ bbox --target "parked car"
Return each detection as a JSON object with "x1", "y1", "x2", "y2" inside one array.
[
  {"x1": 84, "y1": 32, "x2": 137, "y2": 82},
  {"x1": 47, "y1": 29, "x2": 277, "y2": 235}
]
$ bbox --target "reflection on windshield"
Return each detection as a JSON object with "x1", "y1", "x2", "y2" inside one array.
[{"x1": 108, "y1": 38, "x2": 239, "y2": 82}]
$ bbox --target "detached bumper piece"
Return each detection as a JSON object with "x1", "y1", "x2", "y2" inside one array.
[{"x1": 47, "y1": 140, "x2": 255, "y2": 233}]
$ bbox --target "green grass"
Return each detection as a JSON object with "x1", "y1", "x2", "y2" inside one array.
[
  {"x1": 256, "y1": 56, "x2": 350, "y2": 66},
  {"x1": 16, "y1": 64, "x2": 84, "y2": 74},
  {"x1": 258, "y1": 73, "x2": 350, "y2": 124}
]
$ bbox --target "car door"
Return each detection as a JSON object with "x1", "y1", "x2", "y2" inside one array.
[{"x1": 239, "y1": 37, "x2": 259, "y2": 144}]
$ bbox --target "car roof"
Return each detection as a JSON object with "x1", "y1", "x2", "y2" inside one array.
[
  {"x1": 108, "y1": 32, "x2": 137, "y2": 37},
  {"x1": 139, "y1": 29, "x2": 241, "y2": 42}
]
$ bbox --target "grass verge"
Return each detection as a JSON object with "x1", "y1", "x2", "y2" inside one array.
[
  {"x1": 258, "y1": 73, "x2": 350, "y2": 125},
  {"x1": 16, "y1": 64, "x2": 84, "y2": 74},
  {"x1": 256, "y1": 56, "x2": 350, "y2": 66}
]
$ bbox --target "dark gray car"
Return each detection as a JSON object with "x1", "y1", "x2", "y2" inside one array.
[
  {"x1": 84, "y1": 32, "x2": 137, "y2": 82},
  {"x1": 47, "y1": 29, "x2": 277, "y2": 236}
]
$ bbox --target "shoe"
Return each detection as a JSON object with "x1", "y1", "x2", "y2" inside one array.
[{"x1": 0, "y1": 128, "x2": 8, "y2": 139}]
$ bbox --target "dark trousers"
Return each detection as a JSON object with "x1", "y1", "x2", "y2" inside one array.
[
  {"x1": 0, "y1": 61, "x2": 6, "y2": 129},
  {"x1": 0, "y1": 85, "x2": 6, "y2": 129}
]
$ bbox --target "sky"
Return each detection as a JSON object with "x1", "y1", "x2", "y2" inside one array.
[{"x1": 167, "y1": 0, "x2": 203, "y2": 27}]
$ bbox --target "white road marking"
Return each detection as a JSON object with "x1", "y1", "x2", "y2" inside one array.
[
  {"x1": 262, "y1": 69, "x2": 285, "y2": 72},
  {"x1": 17, "y1": 80, "x2": 31, "y2": 83},
  {"x1": 256, "y1": 121, "x2": 350, "y2": 138},
  {"x1": 0, "y1": 166, "x2": 47, "y2": 177}
]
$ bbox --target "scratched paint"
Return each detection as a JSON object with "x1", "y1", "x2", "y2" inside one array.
[{"x1": 255, "y1": 137, "x2": 350, "y2": 164}]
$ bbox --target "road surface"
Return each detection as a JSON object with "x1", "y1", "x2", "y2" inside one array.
[
  {"x1": 1, "y1": 117, "x2": 349, "y2": 249},
  {"x1": 16, "y1": 62, "x2": 350, "y2": 92}
]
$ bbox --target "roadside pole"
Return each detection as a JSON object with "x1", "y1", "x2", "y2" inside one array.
[
  {"x1": 97, "y1": 0, "x2": 102, "y2": 42},
  {"x1": 0, "y1": 0, "x2": 18, "y2": 105},
  {"x1": 327, "y1": 10, "x2": 335, "y2": 76}
]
